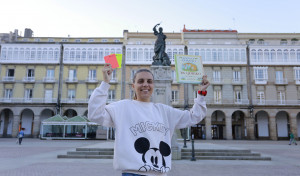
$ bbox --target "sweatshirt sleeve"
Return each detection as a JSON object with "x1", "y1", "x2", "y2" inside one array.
[
  {"x1": 169, "y1": 94, "x2": 207, "y2": 129},
  {"x1": 88, "y1": 82, "x2": 115, "y2": 127}
]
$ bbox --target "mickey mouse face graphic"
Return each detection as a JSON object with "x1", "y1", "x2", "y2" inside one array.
[{"x1": 134, "y1": 137, "x2": 171, "y2": 173}]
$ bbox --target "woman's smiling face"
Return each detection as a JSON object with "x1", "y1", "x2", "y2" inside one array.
[{"x1": 132, "y1": 71, "x2": 154, "y2": 102}]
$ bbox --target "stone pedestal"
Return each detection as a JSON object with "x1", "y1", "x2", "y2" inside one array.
[{"x1": 150, "y1": 66, "x2": 181, "y2": 160}]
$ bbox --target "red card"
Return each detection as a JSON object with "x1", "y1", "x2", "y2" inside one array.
[{"x1": 104, "y1": 54, "x2": 119, "y2": 68}]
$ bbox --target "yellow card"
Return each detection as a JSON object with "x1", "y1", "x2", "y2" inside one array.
[{"x1": 115, "y1": 54, "x2": 122, "y2": 68}]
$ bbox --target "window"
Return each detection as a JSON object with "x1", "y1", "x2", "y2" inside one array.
[
  {"x1": 88, "y1": 89, "x2": 93, "y2": 99},
  {"x1": 172, "y1": 70, "x2": 176, "y2": 82},
  {"x1": 45, "y1": 90, "x2": 53, "y2": 103},
  {"x1": 46, "y1": 69, "x2": 55, "y2": 81},
  {"x1": 291, "y1": 38, "x2": 298, "y2": 45},
  {"x1": 212, "y1": 49, "x2": 217, "y2": 61},
  {"x1": 280, "y1": 39, "x2": 288, "y2": 45},
  {"x1": 25, "y1": 89, "x2": 33, "y2": 100},
  {"x1": 275, "y1": 71, "x2": 284, "y2": 84},
  {"x1": 108, "y1": 90, "x2": 115, "y2": 101},
  {"x1": 254, "y1": 67, "x2": 268, "y2": 83},
  {"x1": 48, "y1": 39, "x2": 54, "y2": 42},
  {"x1": 27, "y1": 69, "x2": 35, "y2": 78},
  {"x1": 277, "y1": 91, "x2": 285, "y2": 105},
  {"x1": 214, "y1": 90, "x2": 222, "y2": 103},
  {"x1": 294, "y1": 67, "x2": 300, "y2": 83},
  {"x1": 68, "y1": 89, "x2": 75, "y2": 101},
  {"x1": 131, "y1": 70, "x2": 136, "y2": 82},
  {"x1": 213, "y1": 70, "x2": 221, "y2": 82},
  {"x1": 7, "y1": 69, "x2": 15, "y2": 77},
  {"x1": 144, "y1": 49, "x2": 149, "y2": 61},
  {"x1": 133, "y1": 49, "x2": 137, "y2": 61},
  {"x1": 171, "y1": 90, "x2": 179, "y2": 103},
  {"x1": 248, "y1": 39, "x2": 255, "y2": 44},
  {"x1": 233, "y1": 71, "x2": 241, "y2": 82},
  {"x1": 257, "y1": 91, "x2": 265, "y2": 104},
  {"x1": 114, "y1": 39, "x2": 120, "y2": 43},
  {"x1": 37, "y1": 48, "x2": 42, "y2": 60},
  {"x1": 70, "y1": 49, "x2": 75, "y2": 60},
  {"x1": 234, "y1": 91, "x2": 242, "y2": 104},
  {"x1": 61, "y1": 39, "x2": 68, "y2": 42},
  {"x1": 127, "y1": 49, "x2": 131, "y2": 60},
  {"x1": 89, "y1": 69, "x2": 96, "y2": 80},
  {"x1": 111, "y1": 70, "x2": 117, "y2": 82},
  {"x1": 68, "y1": 69, "x2": 77, "y2": 81},
  {"x1": 257, "y1": 39, "x2": 264, "y2": 45},
  {"x1": 75, "y1": 39, "x2": 81, "y2": 42},
  {"x1": 102, "y1": 39, "x2": 108, "y2": 42},
  {"x1": 88, "y1": 39, "x2": 94, "y2": 42},
  {"x1": 4, "y1": 89, "x2": 13, "y2": 99}
]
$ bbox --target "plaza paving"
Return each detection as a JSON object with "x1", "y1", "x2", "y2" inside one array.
[{"x1": 0, "y1": 138, "x2": 299, "y2": 176}]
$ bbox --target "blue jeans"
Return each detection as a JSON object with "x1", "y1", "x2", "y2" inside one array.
[{"x1": 122, "y1": 173, "x2": 146, "y2": 176}]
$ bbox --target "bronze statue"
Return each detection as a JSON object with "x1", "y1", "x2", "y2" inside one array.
[{"x1": 152, "y1": 23, "x2": 171, "y2": 66}]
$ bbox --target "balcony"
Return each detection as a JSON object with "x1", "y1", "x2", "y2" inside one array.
[
  {"x1": 232, "y1": 78, "x2": 246, "y2": 85},
  {"x1": 60, "y1": 98, "x2": 118, "y2": 104},
  {"x1": 85, "y1": 77, "x2": 99, "y2": 84},
  {"x1": 253, "y1": 99, "x2": 300, "y2": 105},
  {"x1": 0, "y1": 98, "x2": 57, "y2": 103},
  {"x1": 296, "y1": 79, "x2": 300, "y2": 85},
  {"x1": 2, "y1": 76, "x2": 15, "y2": 82},
  {"x1": 254, "y1": 78, "x2": 267, "y2": 85},
  {"x1": 275, "y1": 78, "x2": 288, "y2": 85},
  {"x1": 43, "y1": 77, "x2": 56, "y2": 83},
  {"x1": 23, "y1": 77, "x2": 35, "y2": 83},
  {"x1": 211, "y1": 78, "x2": 223, "y2": 85},
  {"x1": 65, "y1": 78, "x2": 78, "y2": 83},
  {"x1": 110, "y1": 78, "x2": 118, "y2": 84},
  {"x1": 61, "y1": 99, "x2": 89, "y2": 103}
]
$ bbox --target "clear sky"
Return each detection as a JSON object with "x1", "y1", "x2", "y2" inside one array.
[{"x1": 1, "y1": 0, "x2": 300, "y2": 37}]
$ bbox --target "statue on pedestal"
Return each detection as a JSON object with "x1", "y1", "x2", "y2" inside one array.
[{"x1": 152, "y1": 23, "x2": 171, "y2": 66}]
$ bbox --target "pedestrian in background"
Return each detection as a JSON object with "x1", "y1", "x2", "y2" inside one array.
[
  {"x1": 18, "y1": 128, "x2": 25, "y2": 145},
  {"x1": 289, "y1": 132, "x2": 297, "y2": 145}
]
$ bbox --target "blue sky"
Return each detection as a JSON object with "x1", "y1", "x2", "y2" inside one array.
[{"x1": 1, "y1": 0, "x2": 300, "y2": 37}]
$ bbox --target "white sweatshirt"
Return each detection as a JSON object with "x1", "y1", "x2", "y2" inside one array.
[{"x1": 88, "y1": 82, "x2": 207, "y2": 176}]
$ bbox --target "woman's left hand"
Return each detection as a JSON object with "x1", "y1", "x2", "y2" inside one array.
[{"x1": 199, "y1": 75, "x2": 210, "y2": 91}]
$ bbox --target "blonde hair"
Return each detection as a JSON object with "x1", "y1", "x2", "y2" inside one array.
[{"x1": 132, "y1": 69, "x2": 154, "y2": 100}]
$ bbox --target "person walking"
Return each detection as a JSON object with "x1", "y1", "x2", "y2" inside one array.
[
  {"x1": 18, "y1": 128, "x2": 25, "y2": 145},
  {"x1": 88, "y1": 64, "x2": 210, "y2": 176},
  {"x1": 289, "y1": 132, "x2": 297, "y2": 145}
]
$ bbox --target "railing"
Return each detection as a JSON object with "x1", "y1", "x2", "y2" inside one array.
[
  {"x1": 232, "y1": 78, "x2": 246, "y2": 84},
  {"x1": 173, "y1": 99, "x2": 250, "y2": 105},
  {"x1": 110, "y1": 78, "x2": 118, "y2": 83},
  {"x1": 275, "y1": 78, "x2": 288, "y2": 85},
  {"x1": 61, "y1": 99, "x2": 119, "y2": 104},
  {"x1": 0, "y1": 98, "x2": 57, "y2": 103},
  {"x1": 43, "y1": 77, "x2": 56, "y2": 83},
  {"x1": 253, "y1": 99, "x2": 300, "y2": 105},
  {"x1": 85, "y1": 78, "x2": 99, "y2": 83},
  {"x1": 23, "y1": 77, "x2": 35, "y2": 82},
  {"x1": 65, "y1": 78, "x2": 78, "y2": 83},
  {"x1": 2, "y1": 76, "x2": 15, "y2": 82},
  {"x1": 254, "y1": 79, "x2": 267, "y2": 84},
  {"x1": 211, "y1": 78, "x2": 223, "y2": 84}
]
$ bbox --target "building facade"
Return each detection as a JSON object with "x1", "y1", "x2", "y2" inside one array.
[{"x1": 0, "y1": 27, "x2": 299, "y2": 140}]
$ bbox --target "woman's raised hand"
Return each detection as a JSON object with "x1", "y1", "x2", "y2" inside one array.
[
  {"x1": 199, "y1": 75, "x2": 210, "y2": 91},
  {"x1": 102, "y1": 63, "x2": 113, "y2": 83}
]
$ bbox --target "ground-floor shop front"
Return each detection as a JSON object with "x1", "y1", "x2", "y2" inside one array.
[{"x1": 1, "y1": 105, "x2": 299, "y2": 140}]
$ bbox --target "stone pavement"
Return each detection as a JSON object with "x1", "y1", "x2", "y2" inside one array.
[{"x1": 0, "y1": 138, "x2": 299, "y2": 176}]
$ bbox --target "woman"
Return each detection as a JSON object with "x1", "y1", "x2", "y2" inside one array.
[{"x1": 88, "y1": 63, "x2": 210, "y2": 176}]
